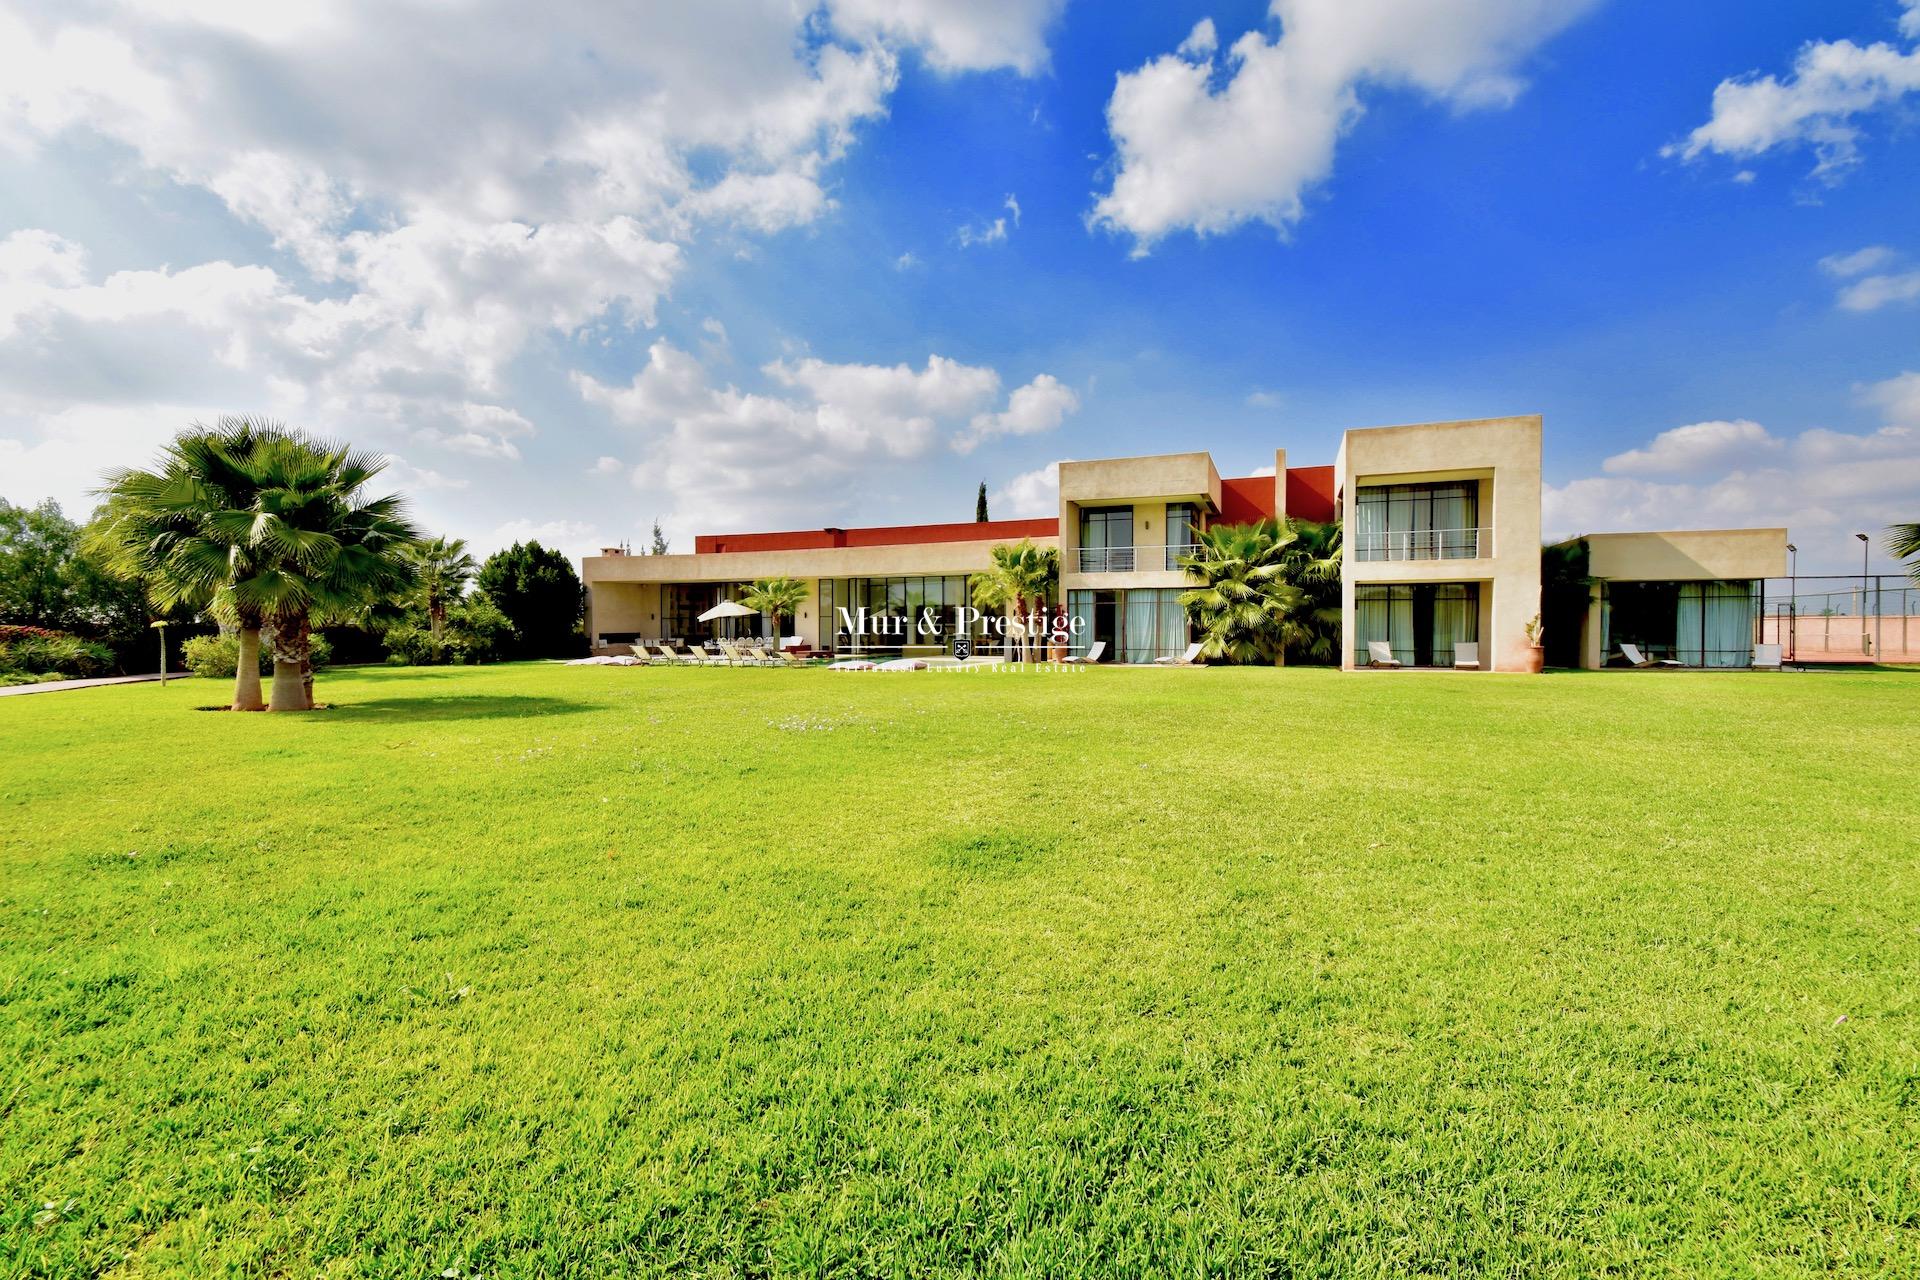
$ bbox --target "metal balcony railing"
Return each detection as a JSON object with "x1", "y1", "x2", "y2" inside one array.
[
  {"x1": 1353, "y1": 528, "x2": 1490, "y2": 562},
  {"x1": 1077, "y1": 543, "x2": 1200, "y2": 573}
]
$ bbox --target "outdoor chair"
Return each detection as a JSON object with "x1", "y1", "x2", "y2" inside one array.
[
  {"x1": 1060, "y1": 640, "x2": 1106, "y2": 665},
  {"x1": 1154, "y1": 641, "x2": 1205, "y2": 666},
  {"x1": 1452, "y1": 641, "x2": 1480, "y2": 670},
  {"x1": 1618, "y1": 643, "x2": 1683, "y2": 668},
  {"x1": 1751, "y1": 643, "x2": 1783, "y2": 670},
  {"x1": 1365, "y1": 641, "x2": 1403, "y2": 668}
]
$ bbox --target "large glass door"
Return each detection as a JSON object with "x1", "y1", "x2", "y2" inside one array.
[{"x1": 1080, "y1": 507, "x2": 1135, "y2": 572}]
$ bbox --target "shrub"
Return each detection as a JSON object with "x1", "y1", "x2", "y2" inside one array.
[
  {"x1": 381, "y1": 595, "x2": 513, "y2": 666},
  {"x1": 0, "y1": 631, "x2": 113, "y2": 678},
  {"x1": 182, "y1": 632, "x2": 331, "y2": 679}
]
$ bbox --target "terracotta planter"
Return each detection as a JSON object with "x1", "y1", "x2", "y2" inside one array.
[{"x1": 1522, "y1": 645, "x2": 1545, "y2": 674}]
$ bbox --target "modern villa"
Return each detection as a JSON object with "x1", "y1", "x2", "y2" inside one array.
[{"x1": 582, "y1": 415, "x2": 1789, "y2": 671}]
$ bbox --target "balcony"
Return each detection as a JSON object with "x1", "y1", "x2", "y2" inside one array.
[
  {"x1": 1353, "y1": 528, "x2": 1490, "y2": 562},
  {"x1": 1077, "y1": 544, "x2": 1199, "y2": 573}
]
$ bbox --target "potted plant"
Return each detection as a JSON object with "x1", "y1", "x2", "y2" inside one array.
[{"x1": 1522, "y1": 614, "x2": 1546, "y2": 674}]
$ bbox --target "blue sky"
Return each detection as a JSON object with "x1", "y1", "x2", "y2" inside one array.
[{"x1": 1, "y1": 0, "x2": 1917, "y2": 571}]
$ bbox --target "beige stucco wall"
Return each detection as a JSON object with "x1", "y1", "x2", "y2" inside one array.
[
  {"x1": 1583, "y1": 529, "x2": 1788, "y2": 581},
  {"x1": 1338, "y1": 416, "x2": 1543, "y2": 672},
  {"x1": 1057, "y1": 453, "x2": 1220, "y2": 509},
  {"x1": 1572, "y1": 528, "x2": 1788, "y2": 669},
  {"x1": 583, "y1": 538, "x2": 1054, "y2": 645}
]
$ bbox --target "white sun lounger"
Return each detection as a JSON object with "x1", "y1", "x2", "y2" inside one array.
[
  {"x1": 1154, "y1": 641, "x2": 1205, "y2": 666},
  {"x1": 1061, "y1": 640, "x2": 1106, "y2": 665},
  {"x1": 1365, "y1": 641, "x2": 1402, "y2": 668},
  {"x1": 1452, "y1": 641, "x2": 1480, "y2": 670},
  {"x1": 1619, "y1": 643, "x2": 1683, "y2": 668}
]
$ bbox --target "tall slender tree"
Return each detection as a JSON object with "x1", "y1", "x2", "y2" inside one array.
[
  {"x1": 410, "y1": 536, "x2": 477, "y2": 638},
  {"x1": 975, "y1": 482, "x2": 989, "y2": 523}
]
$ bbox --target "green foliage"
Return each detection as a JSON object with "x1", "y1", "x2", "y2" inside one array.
[
  {"x1": 382, "y1": 594, "x2": 514, "y2": 666},
  {"x1": 969, "y1": 538, "x2": 1059, "y2": 661},
  {"x1": 741, "y1": 576, "x2": 808, "y2": 637},
  {"x1": 90, "y1": 417, "x2": 419, "y2": 709},
  {"x1": 1177, "y1": 519, "x2": 1306, "y2": 664},
  {"x1": 2, "y1": 664, "x2": 1916, "y2": 1272},
  {"x1": 407, "y1": 535, "x2": 477, "y2": 636},
  {"x1": 181, "y1": 632, "x2": 331, "y2": 679},
  {"x1": 1541, "y1": 539, "x2": 1594, "y2": 668},
  {"x1": 1889, "y1": 522, "x2": 1920, "y2": 586},
  {"x1": 1277, "y1": 519, "x2": 1342, "y2": 664},
  {"x1": 0, "y1": 628, "x2": 114, "y2": 679},
  {"x1": 976, "y1": 480, "x2": 989, "y2": 522},
  {"x1": 0, "y1": 499, "x2": 151, "y2": 662},
  {"x1": 649, "y1": 520, "x2": 669, "y2": 555},
  {"x1": 475, "y1": 541, "x2": 583, "y2": 657}
]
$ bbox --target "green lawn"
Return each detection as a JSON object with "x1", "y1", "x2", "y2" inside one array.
[{"x1": 2, "y1": 662, "x2": 1916, "y2": 1277}]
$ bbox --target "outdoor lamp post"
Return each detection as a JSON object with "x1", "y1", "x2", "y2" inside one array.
[
  {"x1": 1785, "y1": 543, "x2": 1797, "y2": 663},
  {"x1": 1855, "y1": 533, "x2": 1871, "y2": 658},
  {"x1": 150, "y1": 619, "x2": 169, "y2": 687}
]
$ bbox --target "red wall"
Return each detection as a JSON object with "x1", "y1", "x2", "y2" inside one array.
[
  {"x1": 696, "y1": 517, "x2": 1059, "y2": 555},
  {"x1": 691, "y1": 463, "x2": 1338, "y2": 554},
  {"x1": 1214, "y1": 466, "x2": 1337, "y2": 526},
  {"x1": 1286, "y1": 466, "x2": 1337, "y2": 523}
]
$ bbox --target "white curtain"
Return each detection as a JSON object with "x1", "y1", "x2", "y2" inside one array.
[
  {"x1": 1068, "y1": 591, "x2": 1095, "y2": 659},
  {"x1": 1123, "y1": 592, "x2": 1158, "y2": 664},
  {"x1": 1703, "y1": 581, "x2": 1754, "y2": 667}
]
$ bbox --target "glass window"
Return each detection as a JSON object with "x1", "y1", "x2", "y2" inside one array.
[
  {"x1": 1354, "y1": 583, "x2": 1479, "y2": 666},
  {"x1": 1606, "y1": 580, "x2": 1755, "y2": 667},
  {"x1": 1354, "y1": 483, "x2": 1481, "y2": 561}
]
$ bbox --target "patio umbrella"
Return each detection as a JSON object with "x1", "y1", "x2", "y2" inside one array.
[{"x1": 696, "y1": 600, "x2": 759, "y2": 622}]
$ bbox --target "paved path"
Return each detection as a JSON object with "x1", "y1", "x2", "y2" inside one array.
[{"x1": 0, "y1": 674, "x2": 167, "y2": 698}]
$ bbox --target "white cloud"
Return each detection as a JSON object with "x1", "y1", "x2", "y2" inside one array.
[
  {"x1": 1820, "y1": 245, "x2": 1899, "y2": 278},
  {"x1": 589, "y1": 455, "x2": 624, "y2": 476},
  {"x1": 824, "y1": 0, "x2": 1065, "y2": 75},
  {"x1": 1664, "y1": 7, "x2": 1920, "y2": 182},
  {"x1": 1601, "y1": 419, "x2": 1779, "y2": 477},
  {"x1": 0, "y1": 0, "x2": 1064, "y2": 519},
  {"x1": 1245, "y1": 389, "x2": 1283, "y2": 409},
  {"x1": 1863, "y1": 370, "x2": 1920, "y2": 425},
  {"x1": 1090, "y1": 0, "x2": 1599, "y2": 251},
  {"x1": 1815, "y1": 246, "x2": 1920, "y2": 311},
  {"x1": 992, "y1": 461, "x2": 1060, "y2": 518},
  {"x1": 953, "y1": 374, "x2": 1080, "y2": 453},
  {"x1": 1837, "y1": 270, "x2": 1920, "y2": 312},
  {"x1": 1178, "y1": 19, "x2": 1218, "y2": 60},
  {"x1": 576, "y1": 342, "x2": 1072, "y2": 533},
  {"x1": 957, "y1": 193, "x2": 1023, "y2": 248},
  {"x1": 1546, "y1": 388, "x2": 1920, "y2": 565}
]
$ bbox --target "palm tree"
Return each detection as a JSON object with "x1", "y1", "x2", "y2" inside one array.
[
  {"x1": 970, "y1": 539, "x2": 1059, "y2": 662},
  {"x1": 1890, "y1": 523, "x2": 1920, "y2": 586},
  {"x1": 1278, "y1": 519, "x2": 1343, "y2": 664},
  {"x1": 1176, "y1": 520, "x2": 1305, "y2": 665},
  {"x1": 90, "y1": 417, "x2": 302, "y2": 711},
  {"x1": 741, "y1": 576, "x2": 808, "y2": 644},
  {"x1": 411, "y1": 536, "x2": 477, "y2": 638},
  {"x1": 226, "y1": 436, "x2": 418, "y2": 711}
]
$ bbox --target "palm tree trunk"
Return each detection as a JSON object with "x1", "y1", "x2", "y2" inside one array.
[
  {"x1": 429, "y1": 595, "x2": 444, "y2": 639},
  {"x1": 267, "y1": 618, "x2": 312, "y2": 711},
  {"x1": 232, "y1": 626, "x2": 266, "y2": 712}
]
